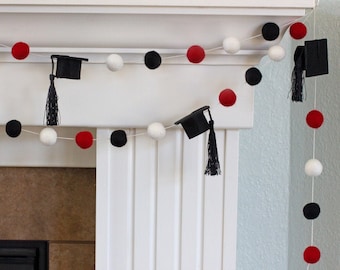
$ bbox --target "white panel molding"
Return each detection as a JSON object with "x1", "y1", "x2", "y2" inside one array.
[{"x1": 96, "y1": 128, "x2": 240, "y2": 270}]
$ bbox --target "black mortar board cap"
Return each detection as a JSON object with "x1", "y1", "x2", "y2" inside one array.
[
  {"x1": 52, "y1": 55, "x2": 88, "y2": 79},
  {"x1": 175, "y1": 106, "x2": 210, "y2": 139},
  {"x1": 305, "y1": 39, "x2": 329, "y2": 77}
]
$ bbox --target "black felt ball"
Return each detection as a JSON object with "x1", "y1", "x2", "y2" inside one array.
[
  {"x1": 144, "y1": 51, "x2": 162, "y2": 69},
  {"x1": 245, "y1": 67, "x2": 262, "y2": 86},
  {"x1": 303, "y1": 202, "x2": 321, "y2": 220},
  {"x1": 110, "y1": 130, "x2": 127, "y2": 147},
  {"x1": 6, "y1": 120, "x2": 22, "y2": 138},
  {"x1": 262, "y1": 22, "x2": 280, "y2": 41}
]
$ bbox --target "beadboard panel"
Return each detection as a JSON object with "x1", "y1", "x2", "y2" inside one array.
[{"x1": 96, "y1": 128, "x2": 239, "y2": 270}]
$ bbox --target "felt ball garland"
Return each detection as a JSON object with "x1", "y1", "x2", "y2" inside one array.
[
  {"x1": 268, "y1": 45, "x2": 285, "y2": 61},
  {"x1": 288, "y1": 12, "x2": 328, "y2": 266},
  {"x1": 306, "y1": 110, "x2": 324, "y2": 128},
  {"x1": 186, "y1": 45, "x2": 205, "y2": 64},
  {"x1": 304, "y1": 246, "x2": 321, "y2": 264},
  {"x1": 144, "y1": 51, "x2": 162, "y2": 69},
  {"x1": 290, "y1": 22, "x2": 307, "y2": 40},
  {"x1": 11, "y1": 42, "x2": 30, "y2": 60},
  {"x1": 223, "y1": 37, "x2": 241, "y2": 54},
  {"x1": 262, "y1": 22, "x2": 280, "y2": 41},
  {"x1": 147, "y1": 122, "x2": 166, "y2": 140},
  {"x1": 245, "y1": 67, "x2": 262, "y2": 86},
  {"x1": 6, "y1": 120, "x2": 22, "y2": 138},
  {"x1": 75, "y1": 131, "x2": 94, "y2": 149},
  {"x1": 106, "y1": 54, "x2": 124, "y2": 71},
  {"x1": 303, "y1": 202, "x2": 320, "y2": 220},
  {"x1": 40, "y1": 127, "x2": 58, "y2": 146},
  {"x1": 304, "y1": 158, "x2": 323, "y2": 177},
  {"x1": 110, "y1": 130, "x2": 127, "y2": 147},
  {"x1": 219, "y1": 89, "x2": 237, "y2": 107}
]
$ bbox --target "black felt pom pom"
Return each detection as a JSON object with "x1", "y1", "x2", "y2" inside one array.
[
  {"x1": 245, "y1": 67, "x2": 262, "y2": 86},
  {"x1": 262, "y1": 22, "x2": 280, "y2": 41},
  {"x1": 303, "y1": 202, "x2": 321, "y2": 220},
  {"x1": 6, "y1": 120, "x2": 22, "y2": 138},
  {"x1": 110, "y1": 130, "x2": 127, "y2": 147},
  {"x1": 144, "y1": 51, "x2": 162, "y2": 69}
]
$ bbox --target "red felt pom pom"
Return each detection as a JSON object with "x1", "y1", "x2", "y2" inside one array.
[
  {"x1": 11, "y1": 42, "x2": 30, "y2": 60},
  {"x1": 303, "y1": 246, "x2": 321, "y2": 264},
  {"x1": 187, "y1": 45, "x2": 205, "y2": 64},
  {"x1": 75, "y1": 131, "x2": 94, "y2": 149},
  {"x1": 290, "y1": 22, "x2": 307, "y2": 40},
  {"x1": 306, "y1": 110, "x2": 324, "y2": 128},
  {"x1": 219, "y1": 89, "x2": 237, "y2": 107}
]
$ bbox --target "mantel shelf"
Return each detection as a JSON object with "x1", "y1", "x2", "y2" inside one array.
[{"x1": 0, "y1": 2, "x2": 314, "y2": 129}]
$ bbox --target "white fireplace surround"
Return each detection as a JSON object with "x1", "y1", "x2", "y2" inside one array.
[{"x1": 0, "y1": 1, "x2": 314, "y2": 269}]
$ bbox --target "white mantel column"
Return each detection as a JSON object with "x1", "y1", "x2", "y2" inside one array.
[{"x1": 96, "y1": 127, "x2": 239, "y2": 270}]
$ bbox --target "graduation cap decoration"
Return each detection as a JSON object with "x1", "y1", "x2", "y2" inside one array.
[
  {"x1": 175, "y1": 106, "x2": 221, "y2": 176},
  {"x1": 45, "y1": 55, "x2": 88, "y2": 126},
  {"x1": 305, "y1": 39, "x2": 328, "y2": 77},
  {"x1": 291, "y1": 39, "x2": 328, "y2": 102}
]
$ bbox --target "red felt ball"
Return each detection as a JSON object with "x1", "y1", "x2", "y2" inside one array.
[
  {"x1": 11, "y1": 42, "x2": 30, "y2": 60},
  {"x1": 290, "y1": 22, "x2": 307, "y2": 40},
  {"x1": 75, "y1": 131, "x2": 94, "y2": 149},
  {"x1": 303, "y1": 246, "x2": 321, "y2": 264},
  {"x1": 219, "y1": 89, "x2": 237, "y2": 107},
  {"x1": 186, "y1": 45, "x2": 205, "y2": 64},
  {"x1": 306, "y1": 110, "x2": 324, "y2": 128}
]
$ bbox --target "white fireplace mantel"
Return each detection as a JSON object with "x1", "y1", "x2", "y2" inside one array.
[
  {"x1": 0, "y1": 1, "x2": 314, "y2": 128},
  {"x1": 0, "y1": 2, "x2": 314, "y2": 270}
]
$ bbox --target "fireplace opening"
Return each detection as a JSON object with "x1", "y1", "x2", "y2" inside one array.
[{"x1": 0, "y1": 240, "x2": 48, "y2": 270}]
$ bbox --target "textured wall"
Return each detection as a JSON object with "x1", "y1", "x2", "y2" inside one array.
[
  {"x1": 0, "y1": 167, "x2": 96, "y2": 269},
  {"x1": 237, "y1": 33, "x2": 292, "y2": 270},
  {"x1": 238, "y1": 0, "x2": 340, "y2": 269},
  {"x1": 289, "y1": 0, "x2": 340, "y2": 269}
]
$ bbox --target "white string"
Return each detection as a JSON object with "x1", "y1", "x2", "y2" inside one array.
[
  {"x1": 307, "y1": 3, "x2": 319, "y2": 269},
  {"x1": 22, "y1": 124, "x2": 178, "y2": 141}
]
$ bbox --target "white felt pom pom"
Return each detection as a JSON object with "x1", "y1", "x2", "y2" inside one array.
[
  {"x1": 106, "y1": 54, "x2": 124, "y2": 71},
  {"x1": 305, "y1": 159, "x2": 323, "y2": 177},
  {"x1": 222, "y1": 37, "x2": 241, "y2": 54},
  {"x1": 147, "y1": 122, "x2": 166, "y2": 140},
  {"x1": 40, "y1": 127, "x2": 58, "y2": 146},
  {"x1": 268, "y1": 45, "x2": 285, "y2": 61}
]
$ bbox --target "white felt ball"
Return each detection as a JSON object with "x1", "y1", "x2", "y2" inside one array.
[
  {"x1": 106, "y1": 54, "x2": 124, "y2": 71},
  {"x1": 268, "y1": 45, "x2": 285, "y2": 61},
  {"x1": 40, "y1": 127, "x2": 58, "y2": 146},
  {"x1": 147, "y1": 122, "x2": 166, "y2": 140},
  {"x1": 223, "y1": 37, "x2": 241, "y2": 54},
  {"x1": 305, "y1": 159, "x2": 323, "y2": 177}
]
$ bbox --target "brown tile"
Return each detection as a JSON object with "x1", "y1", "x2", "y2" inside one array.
[
  {"x1": 0, "y1": 167, "x2": 95, "y2": 241},
  {"x1": 49, "y1": 241, "x2": 95, "y2": 270}
]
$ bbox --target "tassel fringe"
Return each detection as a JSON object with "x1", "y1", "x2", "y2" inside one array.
[
  {"x1": 45, "y1": 74, "x2": 59, "y2": 126},
  {"x1": 205, "y1": 120, "x2": 221, "y2": 176}
]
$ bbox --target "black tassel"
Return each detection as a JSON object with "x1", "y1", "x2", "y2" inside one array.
[
  {"x1": 45, "y1": 74, "x2": 59, "y2": 126},
  {"x1": 291, "y1": 46, "x2": 305, "y2": 102},
  {"x1": 205, "y1": 119, "x2": 221, "y2": 176}
]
